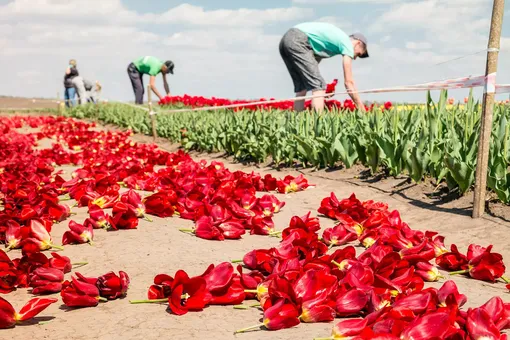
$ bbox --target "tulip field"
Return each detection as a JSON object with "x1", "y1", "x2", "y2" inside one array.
[
  {"x1": 65, "y1": 91, "x2": 510, "y2": 205},
  {"x1": 0, "y1": 102, "x2": 509, "y2": 339}
]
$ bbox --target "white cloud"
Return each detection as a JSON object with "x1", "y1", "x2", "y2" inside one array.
[
  {"x1": 316, "y1": 16, "x2": 353, "y2": 32},
  {"x1": 293, "y1": 0, "x2": 400, "y2": 3},
  {"x1": 0, "y1": 1, "x2": 311, "y2": 27},
  {"x1": 156, "y1": 4, "x2": 312, "y2": 27},
  {"x1": 406, "y1": 42, "x2": 432, "y2": 50},
  {"x1": 380, "y1": 35, "x2": 391, "y2": 43},
  {"x1": 0, "y1": 0, "x2": 508, "y2": 104}
]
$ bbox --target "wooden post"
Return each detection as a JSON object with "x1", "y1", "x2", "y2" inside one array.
[
  {"x1": 472, "y1": 0, "x2": 505, "y2": 218},
  {"x1": 147, "y1": 85, "x2": 158, "y2": 142}
]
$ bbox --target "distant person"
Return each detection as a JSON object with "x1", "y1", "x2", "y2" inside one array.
[
  {"x1": 72, "y1": 77, "x2": 101, "y2": 105},
  {"x1": 127, "y1": 56, "x2": 174, "y2": 104},
  {"x1": 279, "y1": 22, "x2": 369, "y2": 112},
  {"x1": 63, "y1": 59, "x2": 79, "y2": 107}
]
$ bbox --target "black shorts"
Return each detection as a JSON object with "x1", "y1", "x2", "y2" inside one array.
[{"x1": 279, "y1": 28, "x2": 326, "y2": 93}]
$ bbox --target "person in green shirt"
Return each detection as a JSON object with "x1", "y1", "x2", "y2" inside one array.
[
  {"x1": 279, "y1": 22, "x2": 369, "y2": 112},
  {"x1": 127, "y1": 56, "x2": 174, "y2": 104}
]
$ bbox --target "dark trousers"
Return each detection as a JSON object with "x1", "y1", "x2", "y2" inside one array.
[{"x1": 127, "y1": 62, "x2": 144, "y2": 104}]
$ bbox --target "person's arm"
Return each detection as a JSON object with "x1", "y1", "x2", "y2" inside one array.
[
  {"x1": 342, "y1": 56, "x2": 366, "y2": 112},
  {"x1": 149, "y1": 75, "x2": 163, "y2": 100},
  {"x1": 162, "y1": 73, "x2": 170, "y2": 96}
]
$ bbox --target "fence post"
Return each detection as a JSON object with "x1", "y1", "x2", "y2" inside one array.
[
  {"x1": 147, "y1": 85, "x2": 158, "y2": 142},
  {"x1": 472, "y1": 0, "x2": 505, "y2": 218}
]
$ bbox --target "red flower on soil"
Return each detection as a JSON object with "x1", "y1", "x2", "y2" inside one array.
[
  {"x1": 48, "y1": 252, "x2": 72, "y2": 273},
  {"x1": 110, "y1": 202, "x2": 139, "y2": 230},
  {"x1": 436, "y1": 244, "x2": 468, "y2": 271},
  {"x1": 448, "y1": 244, "x2": 506, "y2": 282},
  {"x1": 62, "y1": 220, "x2": 94, "y2": 245},
  {"x1": 200, "y1": 263, "x2": 245, "y2": 305},
  {"x1": 29, "y1": 267, "x2": 64, "y2": 295},
  {"x1": 4, "y1": 221, "x2": 22, "y2": 251},
  {"x1": 86, "y1": 204, "x2": 111, "y2": 229},
  {"x1": 0, "y1": 251, "x2": 18, "y2": 293},
  {"x1": 168, "y1": 270, "x2": 211, "y2": 316},
  {"x1": 96, "y1": 271, "x2": 130, "y2": 300},
  {"x1": 143, "y1": 190, "x2": 178, "y2": 218},
  {"x1": 0, "y1": 296, "x2": 57, "y2": 329},
  {"x1": 322, "y1": 224, "x2": 357, "y2": 247},
  {"x1": 61, "y1": 275, "x2": 106, "y2": 308},
  {"x1": 24, "y1": 219, "x2": 64, "y2": 251},
  {"x1": 276, "y1": 175, "x2": 312, "y2": 194}
]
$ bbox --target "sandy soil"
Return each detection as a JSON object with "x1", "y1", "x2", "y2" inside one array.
[
  {"x1": 0, "y1": 96, "x2": 59, "y2": 110},
  {"x1": 0, "y1": 119, "x2": 508, "y2": 340}
]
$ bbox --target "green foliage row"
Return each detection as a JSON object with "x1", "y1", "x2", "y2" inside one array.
[{"x1": 63, "y1": 91, "x2": 510, "y2": 204}]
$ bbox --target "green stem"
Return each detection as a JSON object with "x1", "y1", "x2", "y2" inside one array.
[
  {"x1": 72, "y1": 262, "x2": 88, "y2": 266},
  {"x1": 328, "y1": 243, "x2": 336, "y2": 250},
  {"x1": 331, "y1": 260, "x2": 342, "y2": 269},
  {"x1": 98, "y1": 297, "x2": 108, "y2": 302},
  {"x1": 501, "y1": 276, "x2": 510, "y2": 284},
  {"x1": 234, "y1": 303, "x2": 261, "y2": 310},
  {"x1": 313, "y1": 337, "x2": 334, "y2": 340},
  {"x1": 129, "y1": 298, "x2": 167, "y2": 304},
  {"x1": 244, "y1": 289, "x2": 258, "y2": 294},
  {"x1": 178, "y1": 228, "x2": 194, "y2": 233},
  {"x1": 234, "y1": 323, "x2": 264, "y2": 334},
  {"x1": 268, "y1": 230, "x2": 281, "y2": 236},
  {"x1": 38, "y1": 320, "x2": 54, "y2": 326},
  {"x1": 51, "y1": 244, "x2": 65, "y2": 251},
  {"x1": 449, "y1": 269, "x2": 469, "y2": 276},
  {"x1": 144, "y1": 215, "x2": 153, "y2": 222},
  {"x1": 231, "y1": 259, "x2": 243, "y2": 263}
]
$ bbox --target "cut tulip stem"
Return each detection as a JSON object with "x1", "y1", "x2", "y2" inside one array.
[
  {"x1": 72, "y1": 262, "x2": 88, "y2": 267},
  {"x1": 268, "y1": 230, "x2": 281, "y2": 236},
  {"x1": 178, "y1": 228, "x2": 194, "y2": 233},
  {"x1": 129, "y1": 298, "x2": 167, "y2": 304},
  {"x1": 331, "y1": 260, "x2": 342, "y2": 269},
  {"x1": 231, "y1": 259, "x2": 243, "y2": 263},
  {"x1": 234, "y1": 323, "x2": 264, "y2": 334},
  {"x1": 51, "y1": 244, "x2": 65, "y2": 251},
  {"x1": 144, "y1": 215, "x2": 153, "y2": 222},
  {"x1": 244, "y1": 289, "x2": 258, "y2": 294},
  {"x1": 502, "y1": 276, "x2": 510, "y2": 284},
  {"x1": 233, "y1": 303, "x2": 261, "y2": 310},
  {"x1": 313, "y1": 337, "x2": 334, "y2": 340},
  {"x1": 38, "y1": 320, "x2": 54, "y2": 326},
  {"x1": 98, "y1": 297, "x2": 108, "y2": 302},
  {"x1": 449, "y1": 270, "x2": 469, "y2": 276}
]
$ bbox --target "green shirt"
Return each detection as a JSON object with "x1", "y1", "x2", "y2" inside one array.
[
  {"x1": 133, "y1": 56, "x2": 164, "y2": 76},
  {"x1": 294, "y1": 22, "x2": 354, "y2": 59}
]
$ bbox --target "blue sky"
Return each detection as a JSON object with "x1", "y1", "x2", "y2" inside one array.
[{"x1": 0, "y1": 0, "x2": 509, "y2": 103}]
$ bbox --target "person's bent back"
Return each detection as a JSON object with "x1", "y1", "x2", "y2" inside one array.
[{"x1": 127, "y1": 56, "x2": 174, "y2": 104}]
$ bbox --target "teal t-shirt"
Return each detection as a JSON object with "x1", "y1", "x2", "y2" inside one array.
[
  {"x1": 133, "y1": 56, "x2": 164, "y2": 76},
  {"x1": 294, "y1": 22, "x2": 354, "y2": 59}
]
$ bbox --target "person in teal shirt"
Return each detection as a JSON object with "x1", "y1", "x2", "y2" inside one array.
[
  {"x1": 279, "y1": 22, "x2": 369, "y2": 112},
  {"x1": 127, "y1": 56, "x2": 174, "y2": 104}
]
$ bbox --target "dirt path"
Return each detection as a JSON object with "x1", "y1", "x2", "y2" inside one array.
[
  {"x1": 0, "y1": 96, "x2": 58, "y2": 110},
  {"x1": 1, "y1": 120, "x2": 509, "y2": 340}
]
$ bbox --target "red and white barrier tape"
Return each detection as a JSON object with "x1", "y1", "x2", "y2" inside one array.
[
  {"x1": 496, "y1": 84, "x2": 510, "y2": 94},
  {"x1": 154, "y1": 74, "x2": 504, "y2": 114}
]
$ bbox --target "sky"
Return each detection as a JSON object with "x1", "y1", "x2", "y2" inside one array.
[{"x1": 0, "y1": 0, "x2": 509, "y2": 103}]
